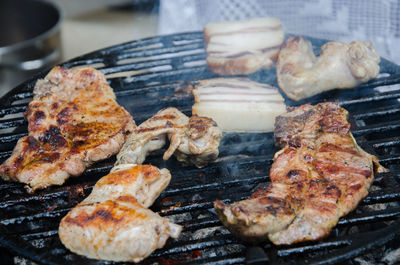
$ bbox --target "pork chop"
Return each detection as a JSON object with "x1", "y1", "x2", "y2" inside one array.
[
  {"x1": 215, "y1": 102, "x2": 387, "y2": 244},
  {"x1": 59, "y1": 164, "x2": 181, "y2": 262},
  {"x1": 0, "y1": 66, "x2": 135, "y2": 192}
]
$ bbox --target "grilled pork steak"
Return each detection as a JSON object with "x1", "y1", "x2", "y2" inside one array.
[
  {"x1": 215, "y1": 102, "x2": 387, "y2": 244},
  {"x1": 59, "y1": 164, "x2": 181, "y2": 262},
  {"x1": 0, "y1": 67, "x2": 135, "y2": 192}
]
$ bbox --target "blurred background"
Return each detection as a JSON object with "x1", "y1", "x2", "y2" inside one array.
[
  {"x1": 0, "y1": 0, "x2": 399, "y2": 96},
  {"x1": 57, "y1": 0, "x2": 400, "y2": 63},
  {"x1": 53, "y1": 0, "x2": 158, "y2": 60},
  {"x1": 0, "y1": 0, "x2": 159, "y2": 97}
]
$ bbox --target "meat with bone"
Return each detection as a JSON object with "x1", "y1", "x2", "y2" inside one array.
[
  {"x1": 116, "y1": 107, "x2": 222, "y2": 168},
  {"x1": 192, "y1": 78, "x2": 286, "y2": 132},
  {"x1": 277, "y1": 36, "x2": 380, "y2": 101},
  {"x1": 204, "y1": 17, "x2": 284, "y2": 75},
  {"x1": 59, "y1": 164, "x2": 182, "y2": 262},
  {"x1": 0, "y1": 67, "x2": 135, "y2": 192},
  {"x1": 214, "y1": 102, "x2": 387, "y2": 244}
]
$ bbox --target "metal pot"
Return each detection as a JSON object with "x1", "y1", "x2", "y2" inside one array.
[{"x1": 0, "y1": 0, "x2": 62, "y2": 97}]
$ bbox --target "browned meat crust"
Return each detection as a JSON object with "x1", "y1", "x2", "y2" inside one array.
[
  {"x1": 215, "y1": 102, "x2": 387, "y2": 244},
  {"x1": 59, "y1": 164, "x2": 182, "y2": 262},
  {"x1": 0, "y1": 66, "x2": 135, "y2": 192}
]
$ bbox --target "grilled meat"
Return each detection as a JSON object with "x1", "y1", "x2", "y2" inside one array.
[
  {"x1": 59, "y1": 164, "x2": 182, "y2": 262},
  {"x1": 277, "y1": 37, "x2": 380, "y2": 101},
  {"x1": 0, "y1": 67, "x2": 135, "y2": 192},
  {"x1": 215, "y1": 102, "x2": 387, "y2": 244},
  {"x1": 116, "y1": 107, "x2": 222, "y2": 168}
]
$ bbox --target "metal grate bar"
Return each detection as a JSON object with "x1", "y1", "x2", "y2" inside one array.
[
  {"x1": 338, "y1": 207, "x2": 400, "y2": 225},
  {"x1": 351, "y1": 120, "x2": 400, "y2": 137},
  {"x1": 378, "y1": 155, "x2": 400, "y2": 165},
  {"x1": 304, "y1": 218, "x2": 400, "y2": 265},
  {"x1": 0, "y1": 117, "x2": 26, "y2": 129},
  {"x1": 150, "y1": 235, "x2": 238, "y2": 257},
  {"x1": 277, "y1": 240, "x2": 351, "y2": 257},
  {"x1": 0, "y1": 151, "x2": 12, "y2": 160},
  {"x1": 0, "y1": 133, "x2": 27, "y2": 144},
  {"x1": 0, "y1": 104, "x2": 28, "y2": 118},
  {"x1": 339, "y1": 88, "x2": 400, "y2": 107},
  {"x1": 352, "y1": 105, "x2": 400, "y2": 120},
  {"x1": 356, "y1": 74, "x2": 400, "y2": 88},
  {"x1": 370, "y1": 137, "x2": 400, "y2": 148},
  {"x1": 101, "y1": 58, "x2": 174, "y2": 75},
  {"x1": 115, "y1": 42, "x2": 204, "y2": 61}
]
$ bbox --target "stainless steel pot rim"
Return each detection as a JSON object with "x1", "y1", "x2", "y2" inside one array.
[{"x1": 0, "y1": 0, "x2": 63, "y2": 56}]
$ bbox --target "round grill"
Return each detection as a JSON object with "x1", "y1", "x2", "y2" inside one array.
[{"x1": 1, "y1": 32, "x2": 400, "y2": 264}]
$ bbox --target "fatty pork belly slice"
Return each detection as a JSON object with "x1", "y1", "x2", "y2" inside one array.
[
  {"x1": 215, "y1": 102, "x2": 387, "y2": 244},
  {"x1": 204, "y1": 17, "x2": 284, "y2": 75},
  {"x1": 59, "y1": 164, "x2": 182, "y2": 263},
  {"x1": 192, "y1": 78, "x2": 286, "y2": 132},
  {"x1": 0, "y1": 66, "x2": 135, "y2": 192},
  {"x1": 116, "y1": 107, "x2": 222, "y2": 168}
]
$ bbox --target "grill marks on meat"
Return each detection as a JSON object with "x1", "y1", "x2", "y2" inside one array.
[
  {"x1": 0, "y1": 67, "x2": 135, "y2": 192},
  {"x1": 215, "y1": 102, "x2": 387, "y2": 244},
  {"x1": 116, "y1": 107, "x2": 222, "y2": 168},
  {"x1": 59, "y1": 165, "x2": 182, "y2": 263},
  {"x1": 60, "y1": 107, "x2": 218, "y2": 262}
]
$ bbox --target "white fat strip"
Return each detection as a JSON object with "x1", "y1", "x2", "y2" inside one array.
[
  {"x1": 222, "y1": 48, "x2": 280, "y2": 59},
  {"x1": 204, "y1": 17, "x2": 281, "y2": 36},
  {"x1": 192, "y1": 102, "x2": 286, "y2": 132},
  {"x1": 196, "y1": 100, "x2": 285, "y2": 108},
  {"x1": 195, "y1": 93, "x2": 284, "y2": 103},
  {"x1": 198, "y1": 78, "x2": 279, "y2": 90},
  {"x1": 192, "y1": 78, "x2": 286, "y2": 132},
  {"x1": 207, "y1": 48, "x2": 280, "y2": 60},
  {"x1": 207, "y1": 31, "x2": 284, "y2": 53},
  {"x1": 195, "y1": 85, "x2": 278, "y2": 94},
  {"x1": 195, "y1": 79, "x2": 282, "y2": 102}
]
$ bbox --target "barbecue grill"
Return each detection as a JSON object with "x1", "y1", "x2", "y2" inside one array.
[{"x1": 1, "y1": 32, "x2": 400, "y2": 265}]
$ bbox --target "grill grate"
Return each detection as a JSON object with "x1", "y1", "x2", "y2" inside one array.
[{"x1": 1, "y1": 32, "x2": 400, "y2": 264}]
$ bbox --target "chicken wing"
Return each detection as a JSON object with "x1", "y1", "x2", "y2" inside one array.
[
  {"x1": 277, "y1": 36, "x2": 380, "y2": 101},
  {"x1": 116, "y1": 107, "x2": 222, "y2": 168}
]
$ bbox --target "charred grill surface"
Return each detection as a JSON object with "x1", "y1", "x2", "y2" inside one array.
[{"x1": 0, "y1": 32, "x2": 400, "y2": 264}]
